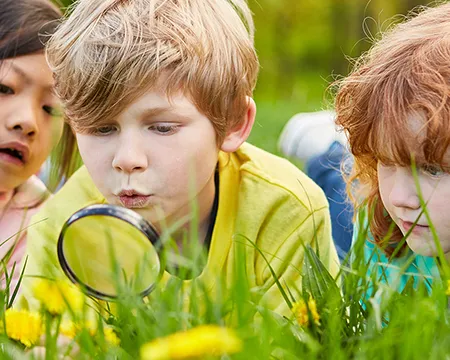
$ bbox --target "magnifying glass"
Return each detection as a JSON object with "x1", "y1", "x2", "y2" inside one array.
[{"x1": 57, "y1": 204, "x2": 163, "y2": 301}]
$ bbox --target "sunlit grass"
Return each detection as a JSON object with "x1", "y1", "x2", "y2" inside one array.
[
  {"x1": 0, "y1": 209, "x2": 449, "y2": 359},
  {"x1": 248, "y1": 98, "x2": 326, "y2": 157}
]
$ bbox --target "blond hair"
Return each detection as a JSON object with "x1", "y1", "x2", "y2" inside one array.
[
  {"x1": 46, "y1": 0, "x2": 259, "y2": 143},
  {"x1": 335, "y1": 3, "x2": 450, "y2": 256}
]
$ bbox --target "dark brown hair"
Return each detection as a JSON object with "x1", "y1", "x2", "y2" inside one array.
[{"x1": 0, "y1": 0, "x2": 79, "y2": 191}]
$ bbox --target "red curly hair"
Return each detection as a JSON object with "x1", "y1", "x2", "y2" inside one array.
[{"x1": 335, "y1": 3, "x2": 450, "y2": 257}]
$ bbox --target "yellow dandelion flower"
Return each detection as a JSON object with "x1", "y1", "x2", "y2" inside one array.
[
  {"x1": 60, "y1": 321, "x2": 77, "y2": 339},
  {"x1": 104, "y1": 327, "x2": 120, "y2": 346},
  {"x1": 60, "y1": 320, "x2": 120, "y2": 345},
  {"x1": 446, "y1": 280, "x2": 450, "y2": 296},
  {"x1": 292, "y1": 297, "x2": 320, "y2": 327},
  {"x1": 140, "y1": 325, "x2": 242, "y2": 360},
  {"x1": 3, "y1": 309, "x2": 42, "y2": 347},
  {"x1": 33, "y1": 279, "x2": 84, "y2": 315}
]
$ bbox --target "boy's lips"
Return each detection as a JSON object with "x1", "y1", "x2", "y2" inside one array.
[
  {"x1": 117, "y1": 190, "x2": 152, "y2": 208},
  {"x1": 0, "y1": 141, "x2": 30, "y2": 166}
]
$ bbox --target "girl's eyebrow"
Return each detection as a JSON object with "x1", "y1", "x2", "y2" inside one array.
[
  {"x1": 10, "y1": 63, "x2": 29, "y2": 81},
  {"x1": 10, "y1": 63, "x2": 54, "y2": 93}
]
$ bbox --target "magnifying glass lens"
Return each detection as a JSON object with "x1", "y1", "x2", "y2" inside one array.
[{"x1": 58, "y1": 205, "x2": 161, "y2": 300}]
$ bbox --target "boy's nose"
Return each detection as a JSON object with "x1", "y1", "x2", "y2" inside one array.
[
  {"x1": 389, "y1": 169, "x2": 420, "y2": 209},
  {"x1": 112, "y1": 137, "x2": 148, "y2": 174}
]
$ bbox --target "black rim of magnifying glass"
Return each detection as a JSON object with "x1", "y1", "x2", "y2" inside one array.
[{"x1": 57, "y1": 204, "x2": 163, "y2": 301}]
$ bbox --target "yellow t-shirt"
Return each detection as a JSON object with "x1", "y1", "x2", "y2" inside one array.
[{"x1": 18, "y1": 143, "x2": 339, "y2": 318}]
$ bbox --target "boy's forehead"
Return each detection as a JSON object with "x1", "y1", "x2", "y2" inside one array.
[{"x1": 118, "y1": 87, "x2": 205, "y2": 120}]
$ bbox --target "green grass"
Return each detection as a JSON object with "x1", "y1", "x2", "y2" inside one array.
[
  {"x1": 1, "y1": 208, "x2": 450, "y2": 359},
  {"x1": 248, "y1": 100, "x2": 301, "y2": 156},
  {"x1": 248, "y1": 98, "x2": 325, "y2": 172},
  {"x1": 249, "y1": 75, "x2": 331, "y2": 159}
]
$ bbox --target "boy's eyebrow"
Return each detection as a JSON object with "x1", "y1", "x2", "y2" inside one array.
[
  {"x1": 140, "y1": 107, "x2": 172, "y2": 118},
  {"x1": 10, "y1": 63, "x2": 54, "y2": 93},
  {"x1": 140, "y1": 106, "x2": 191, "y2": 121}
]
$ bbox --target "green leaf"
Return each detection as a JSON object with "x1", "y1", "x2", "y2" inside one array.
[
  {"x1": 7, "y1": 257, "x2": 28, "y2": 308},
  {"x1": 302, "y1": 246, "x2": 341, "y2": 302},
  {"x1": 400, "y1": 276, "x2": 416, "y2": 298}
]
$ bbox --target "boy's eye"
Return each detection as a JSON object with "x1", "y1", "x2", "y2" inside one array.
[
  {"x1": 150, "y1": 124, "x2": 177, "y2": 134},
  {"x1": 420, "y1": 164, "x2": 445, "y2": 177},
  {"x1": 0, "y1": 84, "x2": 14, "y2": 95},
  {"x1": 95, "y1": 125, "x2": 116, "y2": 135}
]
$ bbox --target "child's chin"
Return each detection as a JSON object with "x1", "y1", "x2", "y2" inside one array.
[
  {"x1": 406, "y1": 239, "x2": 438, "y2": 258},
  {"x1": 130, "y1": 207, "x2": 165, "y2": 226}
]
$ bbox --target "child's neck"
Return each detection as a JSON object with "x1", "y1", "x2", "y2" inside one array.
[
  {"x1": 168, "y1": 172, "x2": 218, "y2": 251},
  {"x1": 0, "y1": 190, "x2": 14, "y2": 219},
  {"x1": 172, "y1": 189, "x2": 217, "y2": 250}
]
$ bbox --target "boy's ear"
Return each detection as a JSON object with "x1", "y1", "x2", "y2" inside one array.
[{"x1": 220, "y1": 97, "x2": 256, "y2": 153}]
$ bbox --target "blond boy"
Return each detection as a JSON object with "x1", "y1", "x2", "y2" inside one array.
[{"x1": 19, "y1": 0, "x2": 339, "y2": 317}]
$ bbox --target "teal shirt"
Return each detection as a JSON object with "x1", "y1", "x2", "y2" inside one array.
[
  {"x1": 361, "y1": 240, "x2": 439, "y2": 293},
  {"x1": 353, "y1": 218, "x2": 440, "y2": 294}
]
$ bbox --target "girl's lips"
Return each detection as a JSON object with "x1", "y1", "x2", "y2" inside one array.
[
  {"x1": 0, "y1": 151, "x2": 25, "y2": 167},
  {"x1": 400, "y1": 220, "x2": 429, "y2": 235},
  {"x1": 0, "y1": 141, "x2": 30, "y2": 164}
]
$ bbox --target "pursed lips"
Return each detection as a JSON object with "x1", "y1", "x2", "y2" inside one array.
[{"x1": 116, "y1": 189, "x2": 153, "y2": 208}]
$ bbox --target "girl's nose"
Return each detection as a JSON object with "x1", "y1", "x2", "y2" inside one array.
[
  {"x1": 6, "y1": 101, "x2": 39, "y2": 137},
  {"x1": 389, "y1": 169, "x2": 420, "y2": 210}
]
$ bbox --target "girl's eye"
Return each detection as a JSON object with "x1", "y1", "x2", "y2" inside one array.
[
  {"x1": 0, "y1": 84, "x2": 14, "y2": 95},
  {"x1": 43, "y1": 105, "x2": 60, "y2": 116},
  {"x1": 421, "y1": 164, "x2": 445, "y2": 177},
  {"x1": 151, "y1": 124, "x2": 178, "y2": 135},
  {"x1": 95, "y1": 125, "x2": 116, "y2": 135}
]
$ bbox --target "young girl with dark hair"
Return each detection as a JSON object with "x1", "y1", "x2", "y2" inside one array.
[{"x1": 0, "y1": 0, "x2": 77, "y2": 290}]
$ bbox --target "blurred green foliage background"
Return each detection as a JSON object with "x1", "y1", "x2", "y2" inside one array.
[{"x1": 56, "y1": 0, "x2": 429, "y2": 153}]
